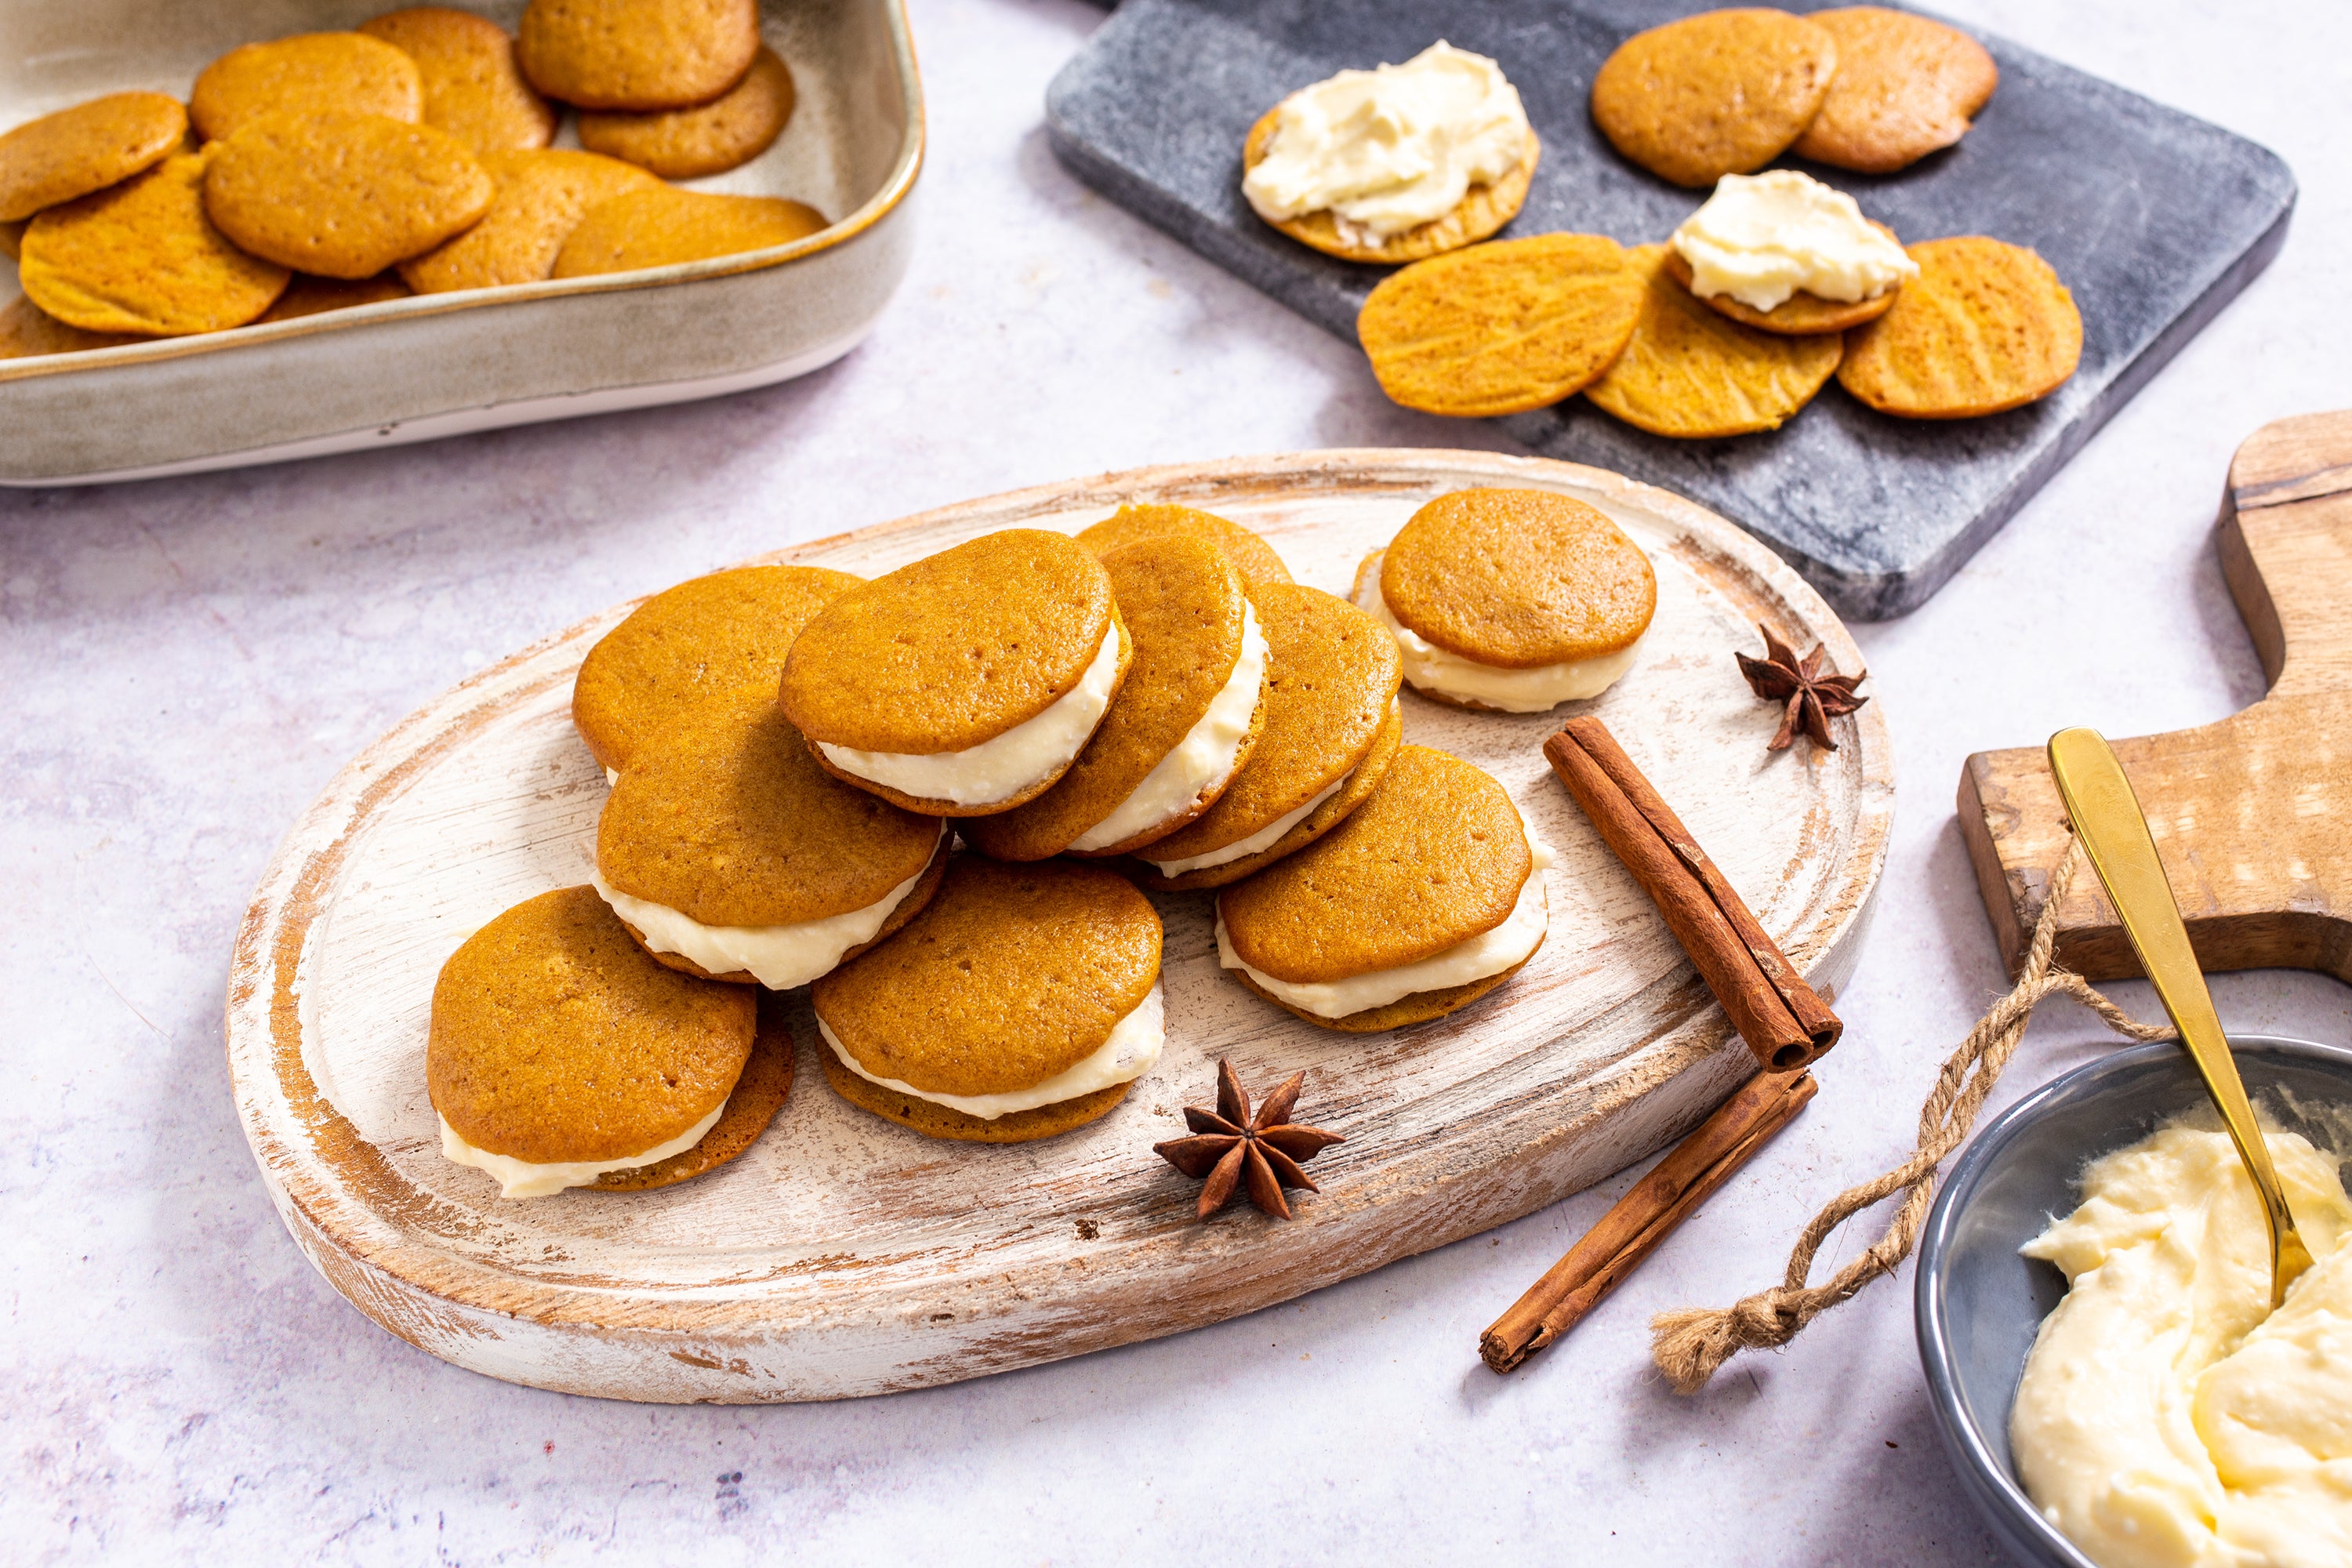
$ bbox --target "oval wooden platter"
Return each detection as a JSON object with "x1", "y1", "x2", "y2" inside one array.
[{"x1": 225, "y1": 449, "x2": 1893, "y2": 1403}]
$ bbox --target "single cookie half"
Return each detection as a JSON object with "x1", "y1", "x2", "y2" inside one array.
[
  {"x1": 428, "y1": 885, "x2": 761, "y2": 1197},
  {"x1": 574, "y1": 562, "x2": 864, "y2": 774},
  {"x1": 1583, "y1": 244, "x2": 1842, "y2": 439},
  {"x1": 1589, "y1": 9, "x2": 1839, "y2": 188},
  {"x1": 1836, "y1": 236, "x2": 2081, "y2": 419},
  {"x1": 811, "y1": 856, "x2": 1163, "y2": 1144},
  {"x1": 190, "y1": 32, "x2": 424, "y2": 143},
  {"x1": 550, "y1": 187, "x2": 827, "y2": 278},
  {"x1": 1133, "y1": 583, "x2": 1403, "y2": 892},
  {"x1": 781, "y1": 530, "x2": 1133, "y2": 816},
  {"x1": 578, "y1": 45, "x2": 794, "y2": 180},
  {"x1": 256, "y1": 271, "x2": 414, "y2": 323},
  {"x1": 359, "y1": 6, "x2": 560, "y2": 157},
  {"x1": 1662, "y1": 234, "x2": 1900, "y2": 336},
  {"x1": 594, "y1": 709, "x2": 949, "y2": 989},
  {"x1": 205, "y1": 111, "x2": 495, "y2": 279},
  {"x1": 1357, "y1": 233, "x2": 1645, "y2": 417},
  {"x1": 0, "y1": 293, "x2": 143, "y2": 358},
  {"x1": 963, "y1": 535, "x2": 1268, "y2": 861},
  {"x1": 400, "y1": 148, "x2": 659, "y2": 292},
  {"x1": 20, "y1": 152, "x2": 290, "y2": 335},
  {"x1": 517, "y1": 0, "x2": 761, "y2": 112},
  {"x1": 0, "y1": 93, "x2": 189, "y2": 223},
  {"x1": 1791, "y1": 7, "x2": 1999, "y2": 175},
  {"x1": 1075, "y1": 503, "x2": 1294, "y2": 592},
  {"x1": 1243, "y1": 110, "x2": 1540, "y2": 265},
  {"x1": 1357, "y1": 488, "x2": 1656, "y2": 713},
  {"x1": 1217, "y1": 744, "x2": 1548, "y2": 1032},
  {"x1": 1239, "y1": 42, "x2": 1539, "y2": 264}
]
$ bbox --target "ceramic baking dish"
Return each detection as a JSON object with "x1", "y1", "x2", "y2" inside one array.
[{"x1": 0, "y1": 0, "x2": 921, "y2": 486}]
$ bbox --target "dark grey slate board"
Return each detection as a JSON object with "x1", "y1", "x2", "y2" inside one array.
[{"x1": 1045, "y1": 0, "x2": 2296, "y2": 619}]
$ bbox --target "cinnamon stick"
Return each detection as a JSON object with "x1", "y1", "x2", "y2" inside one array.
[
  {"x1": 1480, "y1": 1069, "x2": 1817, "y2": 1373},
  {"x1": 1544, "y1": 717, "x2": 1840, "y2": 1071}
]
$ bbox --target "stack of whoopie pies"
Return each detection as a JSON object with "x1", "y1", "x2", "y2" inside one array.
[{"x1": 426, "y1": 488, "x2": 1653, "y2": 1194}]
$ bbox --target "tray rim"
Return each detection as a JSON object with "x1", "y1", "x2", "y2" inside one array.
[
  {"x1": 0, "y1": 0, "x2": 926, "y2": 387},
  {"x1": 223, "y1": 448, "x2": 1895, "y2": 1397}
]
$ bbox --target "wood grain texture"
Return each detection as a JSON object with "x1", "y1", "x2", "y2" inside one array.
[
  {"x1": 1961, "y1": 411, "x2": 2352, "y2": 980},
  {"x1": 223, "y1": 450, "x2": 1893, "y2": 1403}
]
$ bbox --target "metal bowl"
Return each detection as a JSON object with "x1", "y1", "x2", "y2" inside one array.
[
  {"x1": 1915, "y1": 1033, "x2": 2352, "y2": 1568},
  {"x1": 0, "y1": 0, "x2": 922, "y2": 485}
]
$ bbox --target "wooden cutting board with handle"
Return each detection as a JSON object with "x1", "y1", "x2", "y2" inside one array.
[{"x1": 1961, "y1": 412, "x2": 2352, "y2": 982}]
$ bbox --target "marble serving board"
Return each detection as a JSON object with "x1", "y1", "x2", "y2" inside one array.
[
  {"x1": 1044, "y1": 0, "x2": 2296, "y2": 619},
  {"x1": 223, "y1": 450, "x2": 1893, "y2": 1404}
]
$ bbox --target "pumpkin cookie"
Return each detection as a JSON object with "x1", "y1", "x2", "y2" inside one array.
[
  {"x1": 574, "y1": 563, "x2": 863, "y2": 774},
  {"x1": 1240, "y1": 42, "x2": 1538, "y2": 264},
  {"x1": 401, "y1": 148, "x2": 659, "y2": 292},
  {"x1": 1076, "y1": 503, "x2": 1293, "y2": 592},
  {"x1": 256, "y1": 271, "x2": 413, "y2": 323},
  {"x1": 427, "y1": 885, "x2": 763, "y2": 1197},
  {"x1": 1792, "y1": 7, "x2": 1999, "y2": 174},
  {"x1": 1837, "y1": 237, "x2": 2081, "y2": 419},
  {"x1": 517, "y1": 0, "x2": 761, "y2": 112},
  {"x1": 205, "y1": 111, "x2": 494, "y2": 279},
  {"x1": 0, "y1": 293, "x2": 143, "y2": 358},
  {"x1": 1218, "y1": 745, "x2": 1548, "y2": 1032},
  {"x1": 189, "y1": 32, "x2": 423, "y2": 143},
  {"x1": 0, "y1": 93, "x2": 189, "y2": 223},
  {"x1": 1662, "y1": 245, "x2": 1894, "y2": 335},
  {"x1": 1357, "y1": 234, "x2": 1645, "y2": 417},
  {"x1": 551, "y1": 188, "x2": 827, "y2": 278},
  {"x1": 359, "y1": 7, "x2": 559, "y2": 156},
  {"x1": 963, "y1": 536, "x2": 1268, "y2": 862},
  {"x1": 578, "y1": 45, "x2": 794, "y2": 179},
  {"x1": 596, "y1": 709, "x2": 949, "y2": 989},
  {"x1": 1589, "y1": 9, "x2": 1839, "y2": 188},
  {"x1": 20, "y1": 153, "x2": 289, "y2": 335},
  {"x1": 1134, "y1": 583, "x2": 1403, "y2": 892},
  {"x1": 1356, "y1": 488, "x2": 1655, "y2": 713},
  {"x1": 1243, "y1": 117, "x2": 1538, "y2": 267},
  {"x1": 1583, "y1": 245, "x2": 1842, "y2": 438},
  {"x1": 594, "y1": 989, "x2": 794, "y2": 1191},
  {"x1": 811, "y1": 857, "x2": 1163, "y2": 1144},
  {"x1": 1664, "y1": 171, "x2": 1915, "y2": 336},
  {"x1": 781, "y1": 531, "x2": 1133, "y2": 816}
]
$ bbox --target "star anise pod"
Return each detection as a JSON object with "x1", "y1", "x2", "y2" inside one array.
[
  {"x1": 1152, "y1": 1060, "x2": 1345, "y2": 1221},
  {"x1": 1735, "y1": 623, "x2": 1869, "y2": 752}
]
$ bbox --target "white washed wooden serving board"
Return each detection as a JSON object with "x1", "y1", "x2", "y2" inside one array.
[{"x1": 225, "y1": 450, "x2": 1894, "y2": 1403}]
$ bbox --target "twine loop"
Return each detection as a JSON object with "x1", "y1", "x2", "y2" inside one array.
[{"x1": 1651, "y1": 844, "x2": 2176, "y2": 1394}]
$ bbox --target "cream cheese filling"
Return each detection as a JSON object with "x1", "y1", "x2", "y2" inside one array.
[
  {"x1": 2011, "y1": 1120, "x2": 2352, "y2": 1568},
  {"x1": 1242, "y1": 42, "x2": 1530, "y2": 239},
  {"x1": 818, "y1": 984, "x2": 1164, "y2": 1120},
  {"x1": 438, "y1": 1098, "x2": 727, "y2": 1200},
  {"x1": 1356, "y1": 551, "x2": 1640, "y2": 712},
  {"x1": 817, "y1": 622, "x2": 1122, "y2": 808},
  {"x1": 1219, "y1": 837, "x2": 1552, "y2": 1017},
  {"x1": 1669, "y1": 169, "x2": 1919, "y2": 313},
  {"x1": 590, "y1": 823, "x2": 943, "y2": 990},
  {"x1": 1069, "y1": 603, "x2": 1269, "y2": 852}
]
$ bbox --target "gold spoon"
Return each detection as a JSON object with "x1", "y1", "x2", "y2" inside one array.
[{"x1": 2048, "y1": 727, "x2": 2313, "y2": 1307}]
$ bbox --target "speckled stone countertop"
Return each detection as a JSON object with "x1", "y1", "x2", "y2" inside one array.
[{"x1": 6, "y1": 2, "x2": 2351, "y2": 1562}]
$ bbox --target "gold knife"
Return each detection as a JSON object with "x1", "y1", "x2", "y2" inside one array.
[{"x1": 2047, "y1": 726, "x2": 2312, "y2": 1307}]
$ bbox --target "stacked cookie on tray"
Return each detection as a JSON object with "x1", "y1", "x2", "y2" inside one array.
[
  {"x1": 423, "y1": 488, "x2": 1660, "y2": 1196},
  {"x1": 2, "y1": 0, "x2": 822, "y2": 360}
]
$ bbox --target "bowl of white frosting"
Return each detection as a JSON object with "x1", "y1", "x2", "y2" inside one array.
[{"x1": 1916, "y1": 1035, "x2": 2352, "y2": 1568}]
